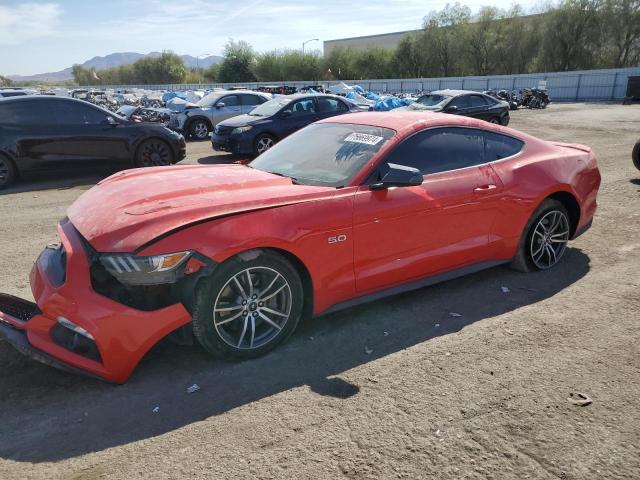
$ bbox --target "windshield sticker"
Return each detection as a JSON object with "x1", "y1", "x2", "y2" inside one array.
[{"x1": 344, "y1": 133, "x2": 384, "y2": 146}]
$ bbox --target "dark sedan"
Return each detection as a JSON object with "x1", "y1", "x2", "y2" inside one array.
[
  {"x1": 406, "y1": 89, "x2": 510, "y2": 126},
  {"x1": 0, "y1": 96, "x2": 186, "y2": 189},
  {"x1": 212, "y1": 94, "x2": 361, "y2": 156}
]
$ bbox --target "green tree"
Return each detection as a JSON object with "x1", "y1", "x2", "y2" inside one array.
[
  {"x1": 422, "y1": 3, "x2": 471, "y2": 77},
  {"x1": 218, "y1": 40, "x2": 257, "y2": 83},
  {"x1": 601, "y1": 0, "x2": 640, "y2": 67},
  {"x1": 0, "y1": 75, "x2": 14, "y2": 87}
]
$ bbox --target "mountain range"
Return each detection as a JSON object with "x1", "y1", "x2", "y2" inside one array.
[{"x1": 8, "y1": 52, "x2": 223, "y2": 83}]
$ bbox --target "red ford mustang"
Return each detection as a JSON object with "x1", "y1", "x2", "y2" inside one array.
[{"x1": 0, "y1": 112, "x2": 600, "y2": 383}]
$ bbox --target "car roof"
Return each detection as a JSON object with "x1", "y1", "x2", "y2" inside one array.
[
  {"x1": 429, "y1": 89, "x2": 483, "y2": 97},
  {"x1": 270, "y1": 93, "x2": 346, "y2": 101},
  {"x1": 318, "y1": 110, "x2": 521, "y2": 140}
]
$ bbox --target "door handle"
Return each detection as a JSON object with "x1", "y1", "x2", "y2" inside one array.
[{"x1": 473, "y1": 184, "x2": 497, "y2": 193}]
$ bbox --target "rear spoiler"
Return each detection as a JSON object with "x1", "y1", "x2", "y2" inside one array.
[{"x1": 551, "y1": 142, "x2": 592, "y2": 154}]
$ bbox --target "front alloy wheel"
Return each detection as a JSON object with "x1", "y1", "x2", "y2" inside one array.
[
  {"x1": 214, "y1": 267, "x2": 292, "y2": 350},
  {"x1": 190, "y1": 120, "x2": 210, "y2": 140},
  {"x1": 254, "y1": 134, "x2": 275, "y2": 156},
  {"x1": 136, "y1": 139, "x2": 173, "y2": 167},
  {"x1": 192, "y1": 250, "x2": 303, "y2": 359},
  {"x1": 0, "y1": 156, "x2": 17, "y2": 189}
]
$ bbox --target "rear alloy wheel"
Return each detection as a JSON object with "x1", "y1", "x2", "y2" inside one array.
[
  {"x1": 254, "y1": 134, "x2": 276, "y2": 156},
  {"x1": 511, "y1": 199, "x2": 571, "y2": 272},
  {"x1": 490, "y1": 117, "x2": 501, "y2": 124},
  {"x1": 189, "y1": 120, "x2": 210, "y2": 140},
  {"x1": 135, "y1": 139, "x2": 174, "y2": 167},
  {"x1": 0, "y1": 155, "x2": 17, "y2": 189},
  {"x1": 192, "y1": 250, "x2": 303, "y2": 360}
]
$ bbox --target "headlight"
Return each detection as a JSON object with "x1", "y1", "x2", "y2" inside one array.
[
  {"x1": 231, "y1": 126, "x2": 253, "y2": 135},
  {"x1": 100, "y1": 251, "x2": 192, "y2": 285}
]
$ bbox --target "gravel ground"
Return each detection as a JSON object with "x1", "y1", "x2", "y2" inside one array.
[{"x1": 0, "y1": 103, "x2": 639, "y2": 480}]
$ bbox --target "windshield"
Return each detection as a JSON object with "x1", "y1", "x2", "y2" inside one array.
[
  {"x1": 248, "y1": 97, "x2": 291, "y2": 117},
  {"x1": 250, "y1": 123, "x2": 395, "y2": 187},
  {"x1": 197, "y1": 93, "x2": 222, "y2": 108},
  {"x1": 417, "y1": 94, "x2": 451, "y2": 107}
]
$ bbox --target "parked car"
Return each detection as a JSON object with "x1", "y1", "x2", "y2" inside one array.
[
  {"x1": 0, "y1": 111, "x2": 600, "y2": 382},
  {"x1": 167, "y1": 90, "x2": 271, "y2": 140},
  {"x1": 0, "y1": 96, "x2": 186, "y2": 189},
  {"x1": 212, "y1": 94, "x2": 360, "y2": 156},
  {"x1": 115, "y1": 105, "x2": 172, "y2": 124},
  {"x1": 0, "y1": 88, "x2": 32, "y2": 98},
  {"x1": 405, "y1": 89, "x2": 510, "y2": 125}
]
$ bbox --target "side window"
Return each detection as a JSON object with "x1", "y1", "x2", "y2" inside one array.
[
  {"x1": 484, "y1": 132, "x2": 524, "y2": 161},
  {"x1": 382, "y1": 128, "x2": 485, "y2": 176},
  {"x1": 317, "y1": 97, "x2": 348, "y2": 113},
  {"x1": 55, "y1": 102, "x2": 107, "y2": 125},
  {"x1": 0, "y1": 101, "x2": 55, "y2": 125},
  {"x1": 219, "y1": 95, "x2": 239, "y2": 107},
  {"x1": 449, "y1": 95, "x2": 471, "y2": 109},
  {"x1": 240, "y1": 94, "x2": 264, "y2": 106},
  {"x1": 283, "y1": 99, "x2": 316, "y2": 116},
  {"x1": 469, "y1": 95, "x2": 488, "y2": 107}
]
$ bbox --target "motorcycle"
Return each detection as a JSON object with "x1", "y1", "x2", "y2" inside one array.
[{"x1": 521, "y1": 88, "x2": 550, "y2": 109}]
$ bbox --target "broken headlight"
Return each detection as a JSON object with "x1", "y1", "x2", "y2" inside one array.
[{"x1": 100, "y1": 251, "x2": 192, "y2": 285}]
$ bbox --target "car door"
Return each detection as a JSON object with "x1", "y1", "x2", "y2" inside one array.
[
  {"x1": 48, "y1": 100, "x2": 130, "y2": 165},
  {"x1": 239, "y1": 94, "x2": 267, "y2": 114},
  {"x1": 467, "y1": 94, "x2": 492, "y2": 120},
  {"x1": 211, "y1": 95, "x2": 242, "y2": 125},
  {"x1": 446, "y1": 95, "x2": 472, "y2": 116},
  {"x1": 315, "y1": 97, "x2": 350, "y2": 120},
  {"x1": 353, "y1": 127, "x2": 504, "y2": 294},
  {"x1": 277, "y1": 98, "x2": 318, "y2": 138}
]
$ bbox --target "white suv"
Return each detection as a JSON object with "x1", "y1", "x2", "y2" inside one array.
[{"x1": 167, "y1": 90, "x2": 271, "y2": 140}]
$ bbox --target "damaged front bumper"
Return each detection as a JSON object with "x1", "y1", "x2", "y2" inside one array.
[{"x1": 0, "y1": 219, "x2": 193, "y2": 383}]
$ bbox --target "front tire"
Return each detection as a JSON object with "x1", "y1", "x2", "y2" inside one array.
[
  {"x1": 254, "y1": 134, "x2": 276, "y2": 157},
  {"x1": 192, "y1": 250, "x2": 304, "y2": 360},
  {"x1": 134, "y1": 139, "x2": 174, "y2": 167},
  {"x1": 189, "y1": 119, "x2": 210, "y2": 140},
  {"x1": 0, "y1": 155, "x2": 17, "y2": 190},
  {"x1": 511, "y1": 199, "x2": 571, "y2": 272}
]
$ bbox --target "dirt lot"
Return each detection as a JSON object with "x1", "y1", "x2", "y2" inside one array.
[{"x1": 0, "y1": 103, "x2": 638, "y2": 480}]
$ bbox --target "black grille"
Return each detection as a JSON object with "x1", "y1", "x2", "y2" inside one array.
[
  {"x1": 0, "y1": 294, "x2": 40, "y2": 323},
  {"x1": 214, "y1": 125, "x2": 231, "y2": 136}
]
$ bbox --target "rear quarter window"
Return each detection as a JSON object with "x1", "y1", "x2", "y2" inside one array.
[{"x1": 485, "y1": 132, "x2": 524, "y2": 160}]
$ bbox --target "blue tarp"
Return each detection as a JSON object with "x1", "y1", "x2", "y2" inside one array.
[
  {"x1": 373, "y1": 97, "x2": 415, "y2": 111},
  {"x1": 162, "y1": 91, "x2": 187, "y2": 103}
]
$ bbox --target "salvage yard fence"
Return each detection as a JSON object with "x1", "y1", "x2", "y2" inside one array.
[{"x1": 88, "y1": 67, "x2": 640, "y2": 102}]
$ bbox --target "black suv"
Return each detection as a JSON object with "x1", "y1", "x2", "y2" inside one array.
[{"x1": 0, "y1": 96, "x2": 186, "y2": 189}]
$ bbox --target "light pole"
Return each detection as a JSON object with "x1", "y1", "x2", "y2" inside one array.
[
  {"x1": 302, "y1": 38, "x2": 319, "y2": 55},
  {"x1": 196, "y1": 53, "x2": 211, "y2": 84}
]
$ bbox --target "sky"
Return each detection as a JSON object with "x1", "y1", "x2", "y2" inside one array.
[{"x1": 1, "y1": 0, "x2": 531, "y2": 75}]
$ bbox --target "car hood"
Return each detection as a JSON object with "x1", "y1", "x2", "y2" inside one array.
[
  {"x1": 218, "y1": 114, "x2": 266, "y2": 128},
  {"x1": 67, "y1": 164, "x2": 335, "y2": 253}
]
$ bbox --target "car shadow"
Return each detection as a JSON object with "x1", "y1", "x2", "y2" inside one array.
[
  {"x1": 0, "y1": 248, "x2": 590, "y2": 462},
  {"x1": 0, "y1": 168, "x2": 121, "y2": 195},
  {"x1": 629, "y1": 178, "x2": 640, "y2": 186}
]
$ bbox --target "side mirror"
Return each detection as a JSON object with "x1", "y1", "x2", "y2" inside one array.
[
  {"x1": 104, "y1": 116, "x2": 119, "y2": 126},
  {"x1": 215, "y1": 102, "x2": 225, "y2": 109},
  {"x1": 370, "y1": 163, "x2": 423, "y2": 190},
  {"x1": 444, "y1": 105, "x2": 458, "y2": 113},
  {"x1": 280, "y1": 110, "x2": 292, "y2": 118}
]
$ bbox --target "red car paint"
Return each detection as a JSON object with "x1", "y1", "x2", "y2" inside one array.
[{"x1": 0, "y1": 112, "x2": 601, "y2": 383}]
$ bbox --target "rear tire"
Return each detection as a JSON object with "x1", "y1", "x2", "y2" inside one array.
[
  {"x1": 633, "y1": 140, "x2": 640, "y2": 171},
  {"x1": 510, "y1": 199, "x2": 571, "y2": 272},
  {"x1": 192, "y1": 250, "x2": 304, "y2": 360},
  {"x1": 0, "y1": 155, "x2": 17, "y2": 190},
  {"x1": 134, "y1": 139, "x2": 174, "y2": 167}
]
